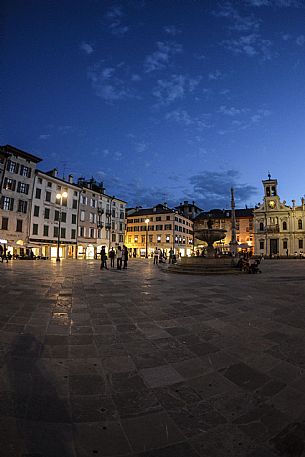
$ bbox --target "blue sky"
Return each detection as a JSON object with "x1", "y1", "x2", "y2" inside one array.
[{"x1": 2, "y1": 0, "x2": 305, "y2": 209}]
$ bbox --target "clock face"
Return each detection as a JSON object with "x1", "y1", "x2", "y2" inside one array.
[{"x1": 268, "y1": 200, "x2": 276, "y2": 208}]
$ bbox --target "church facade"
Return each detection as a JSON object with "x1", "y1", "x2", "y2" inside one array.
[{"x1": 253, "y1": 176, "x2": 305, "y2": 257}]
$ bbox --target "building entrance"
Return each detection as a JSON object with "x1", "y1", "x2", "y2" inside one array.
[{"x1": 270, "y1": 239, "x2": 278, "y2": 255}]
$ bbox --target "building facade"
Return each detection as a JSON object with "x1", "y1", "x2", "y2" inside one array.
[
  {"x1": 29, "y1": 169, "x2": 80, "y2": 259},
  {"x1": 175, "y1": 200, "x2": 203, "y2": 220},
  {"x1": 0, "y1": 145, "x2": 42, "y2": 256},
  {"x1": 254, "y1": 177, "x2": 305, "y2": 257},
  {"x1": 125, "y1": 204, "x2": 193, "y2": 257},
  {"x1": 194, "y1": 208, "x2": 254, "y2": 254}
]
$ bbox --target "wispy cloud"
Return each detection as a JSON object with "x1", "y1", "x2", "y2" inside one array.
[
  {"x1": 208, "y1": 70, "x2": 224, "y2": 81},
  {"x1": 296, "y1": 35, "x2": 305, "y2": 46},
  {"x1": 144, "y1": 41, "x2": 182, "y2": 73},
  {"x1": 223, "y1": 33, "x2": 273, "y2": 60},
  {"x1": 165, "y1": 108, "x2": 212, "y2": 129},
  {"x1": 87, "y1": 63, "x2": 138, "y2": 102},
  {"x1": 189, "y1": 170, "x2": 258, "y2": 209},
  {"x1": 219, "y1": 105, "x2": 248, "y2": 116},
  {"x1": 39, "y1": 134, "x2": 51, "y2": 140},
  {"x1": 213, "y1": 3, "x2": 260, "y2": 32},
  {"x1": 80, "y1": 41, "x2": 94, "y2": 55},
  {"x1": 105, "y1": 5, "x2": 129, "y2": 37},
  {"x1": 152, "y1": 74, "x2": 201, "y2": 106},
  {"x1": 246, "y1": 0, "x2": 303, "y2": 7},
  {"x1": 163, "y1": 25, "x2": 181, "y2": 36}
]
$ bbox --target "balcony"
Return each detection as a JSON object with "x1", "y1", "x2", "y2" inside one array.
[{"x1": 265, "y1": 224, "x2": 279, "y2": 233}]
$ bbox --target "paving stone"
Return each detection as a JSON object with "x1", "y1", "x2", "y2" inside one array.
[
  {"x1": 223, "y1": 362, "x2": 271, "y2": 391},
  {"x1": 140, "y1": 365, "x2": 184, "y2": 388}
]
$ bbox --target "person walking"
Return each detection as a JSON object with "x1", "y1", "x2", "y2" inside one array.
[
  {"x1": 153, "y1": 247, "x2": 159, "y2": 265},
  {"x1": 109, "y1": 247, "x2": 116, "y2": 268},
  {"x1": 169, "y1": 248, "x2": 174, "y2": 264},
  {"x1": 100, "y1": 246, "x2": 108, "y2": 270},
  {"x1": 123, "y1": 245, "x2": 128, "y2": 269},
  {"x1": 116, "y1": 246, "x2": 122, "y2": 270}
]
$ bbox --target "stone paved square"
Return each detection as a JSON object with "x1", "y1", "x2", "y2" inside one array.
[{"x1": 1, "y1": 258, "x2": 305, "y2": 456}]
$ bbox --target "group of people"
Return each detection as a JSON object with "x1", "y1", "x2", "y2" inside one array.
[
  {"x1": 100, "y1": 245, "x2": 129, "y2": 270},
  {"x1": 153, "y1": 247, "x2": 177, "y2": 265}
]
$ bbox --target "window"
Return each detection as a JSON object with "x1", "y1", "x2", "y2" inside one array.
[
  {"x1": 164, "y1": 224, "x2": 172, "y2": 230},
  {"x1": 81, "y1": 195, "x2": 87, "y2": 205},
  {"x1": 299, "y1": 239, "x2": 304, "y2": 249},
  {"x1": 44, "y1": 208, "x2": 50, "y2": 219},
  {"x1": 120, "y1": 212, "x2": 124, "y2": 220},
  {"x1": 54, "y1": 210, "x2": 59, "y2": 221},
  {"x1": 166, "y1": 235, "x2": 170, "y2": 243},
  {"x1": 149, "y1": 235, "x2": 153, "y2": 242},
  {"x1": 71, "y1": 214, "x2": 76, "y2": 224},
  {"x1": 33, "y1": 205, "x2": 40, "y2": 217},
  {"x1": 157, "y1": 235, "x2": 161, "y2": 243},
  {"x1": 1, "y1": 217, "x2": 8, "y2": 230},
  {"x1": 61, "y1": 212, "x2": 66, "y2": 223},
  {"x1": 35, "y1": 188, "x2": 41, "y2": 199},
  {"x1": 141, "y1": 235, "x2": 145, "y2": 243},
  {"x1": 89, "y1": 212, "x2": 94, "y2": 223},
  {"x1": 47, "y1": 181, "x2": 52, "y2": 188},
  {"x1": 112, "y1": 233, "x2": 116, "y2": 242},
  {"x1": 71, "y1": 229, "x2": 76, "y2": 239},
  {"x1": 112, "y1": 209, "x2": 116, "y2": 218},
  {"x1": 32, "y1": 224, "x2": 38, "y2": 235},
  {"x1": 166, "y1": 216, "x2": 171, "y2": 220},
  {"x1": 61, "y1": 228, "x2": 66, "y2": 238},
  {"x1": 7, "y1": 160, "x2": 18, "y2": 173},
  {"x1": 128, "y1": 236, "x2": 131, "y2": 243},
  {"x1": 45, "y1": 191, "x2": 51, "y2": 202},
  {"x1": 62, "y1": 196, "x2": 67, "y2": 207},
  {"x1": 283, "y1": 240, "x2": 288, "y2": 249},
  {"x1": 156, "y1": 224, "x2": 163, "y2": 230},
  {"x1": 1, "y1": 196, "x2": 14, "y2": 211},
  {"x1": 3, "y1": 178, "x2": 16, "y2": 191},
  {"x1": 43, "y1": 225, "x2": 49, "y2": 237},
  {"x1": 91, "y1": 199, "x2": 96, "y2": 208},
  {"x1": 119, "y1": 234, "x2": 124, "y2": 242},
  {"x1": 20, "y1": 165, "x2": 31, "y2": 177},
  {"x1": 298, "y1": 219, "x2": 303, "y2": 230},
  {"x1": 17, "y1": 182, "x2": 29, "y2": 194},
  {"x1": 80, "y1": 227, "x2": 84, "y2": 237},
  {"x1": 134, "y1": 236, "x2": 138, "y2": 242},
  {"x1": 259, "y1": 222, "x2": 264, "y2": 231},
  {"x1": 73, "y1": 191, "x2": 78, "y2": 196},
  {"x1": 156, "y1": 216, "x2": 161, "y2": 221},
  {"x1": 283, "y1": 221, "x2": 287, "y2": 230},
  {"x1": 18, "y1": 200, "x2": 27, "y2": 213},
  {"x1": 80, "y1": 210, "x2": 85, "y2": 221},
  {"x1": 16, "y1": 219, "x2": 23, "y2": 232},
  {"x1": 119, "y1": 222, "x2": 123, "y2": 231},
  {"x1": 38, "y1": 178, "x2": 42, "y2": 184},
  {"x1": 72, "y1": 199, "x2": 78, "y2": 209},
  {"x1": 259, "y1": 240, "x2": 264, "y2": 250},
  {"x1": 90, "y1": 228, "x2": 95, "y2": 238},
  {"x1": 54, "y1": 226, "x2": 59, "y2": 237}
]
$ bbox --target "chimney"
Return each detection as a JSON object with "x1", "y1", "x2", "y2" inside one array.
[
  {"x1": 302, "y1": 197, "x2": 305, "y2": 210},
  {"x1": 292, "y1": 199, "x2": 295, "y2": 209},
  {"x1": 50, "y1": 168, "x2": 58, "y2": 177},
  {"x1": 163, "y1": 202, "x2": 167, "y2": 208},
  {"x1": 68, "y1": 174, "x2": 73, "y2": 184},
  {"x1": 184, "y1": 201, "x2": 188, "y2": 205}
]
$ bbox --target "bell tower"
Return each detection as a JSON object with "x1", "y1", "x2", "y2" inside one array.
[{"x1": 262, "y1": 173, "x2": 279, "y2": 209}]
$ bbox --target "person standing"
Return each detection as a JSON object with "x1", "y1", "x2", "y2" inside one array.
[
  {"x1": 109, "y1": 247, "x2": 115, "y2": 268},
  {"x1": 116, "y1": 246, "x2": 122, "y2": 270},
  {"x1": 100, "y1": 246, "x2": 108, "y2": 270},
  {"x1": 123, "y1": 245, "x2": 128, "y2": 269},
  {"x1": 153, "y1": 247, "x2": 159, "y2": 265},
  {"x1": 169, "y1": 248, "x2": 174, "y2": 264}
]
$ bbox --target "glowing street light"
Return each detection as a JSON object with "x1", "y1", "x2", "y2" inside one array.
[
  {"x1": 56, "y1": 191, "x2": 68, "y2": 262},
  {"x1": 145, "y1": 218, "x2": 150, "y2": 258}
]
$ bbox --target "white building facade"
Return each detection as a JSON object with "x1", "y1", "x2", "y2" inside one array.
[{"x1": 254, "y1": 177, "x2": 305, "y2": 257}]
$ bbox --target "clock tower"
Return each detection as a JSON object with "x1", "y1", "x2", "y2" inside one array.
[{"x1": 262, "y1": 173, "x2": 279, "y2": 210}]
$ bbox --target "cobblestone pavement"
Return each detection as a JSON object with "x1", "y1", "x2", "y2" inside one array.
[{"x1": 1, "y1": 258, "x2": 305, "y2": 457}]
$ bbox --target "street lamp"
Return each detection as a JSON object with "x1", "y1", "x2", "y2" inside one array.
[
  {"x1": 145, "y1": 218, "x2": 150, "y2": 258},
  {"x1": 56, "y1": 191, "x2": 68, "y2": 262}
]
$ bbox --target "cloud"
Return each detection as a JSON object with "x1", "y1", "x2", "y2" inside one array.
[
  {"x1": 39, "y1": 134, "x2": 50, "y2": 140},
  {"x1": 296, "y1": 35, "x2": 305, "y2": 46},
  {"x1": 246, "y1": 0, "x2": 303, "y2": 7},
  {"x1": 213, "y1": 3, "x2": 261, "y2": 32},
  {"x1": 208, "y1": 70, "x2": 224, "y2": 80},
  {"x1": 188, "y1": 170, "x2": 258, "y2": 209},
  {"x1": 165, "y1": 109, "x2": 212, "y2": 129},
  {"x1": 152, "y1": 74, "x2": 201, "y2": 106},
  {"x1": 223, "y1": 33, "x2": 273, "y2": 60},
  {"x1": 163, "y1": 25, "x2": 181, "y2": 36},
  {"x1": 219, "y1": 105, "x2": 248, "y2": 116},
  {"x1": 105, "y1": 5, "x2": 129, "y2": 37},
  {"x1": 87, "y1": 63, "x2": 138, "y2": 102},
  {"x1": 80, "y1": 41, "x2": 94, "y2": 55},
  {"x1": 144, "y1": 41, "x2": 182, "y2": 73}
]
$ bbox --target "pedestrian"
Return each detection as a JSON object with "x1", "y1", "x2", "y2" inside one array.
[
  {"x1": 286, "y1": 249, "x2": 289, "y2": 257},
  {"x1": 153, "y1": 247, "x2": 159, "y2": 265},
  {"x1": 100, "y1": 246, "x2": 108, "y2": 270},
  {"x1": 123, "y1": 245, "x2": 128, "y2": 269},
  {"x1": 116, "y1": 246, "x2": 122, "y2": 270},
  {"x1": 169, "y1": 248, "x2": 174, "y2": 264},
  {"x1": 109, "y1": 247, "x2": 115, "y2": 268}
]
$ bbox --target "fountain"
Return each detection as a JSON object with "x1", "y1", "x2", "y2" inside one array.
[{"x1": 195, "y1": 218, "x2": 226, "y2": 257}]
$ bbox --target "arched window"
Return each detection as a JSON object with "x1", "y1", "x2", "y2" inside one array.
[
  {"x1": 259, "y1": 222, "x2": 264, "y2": 231},
  {"x1": 283, "y1": 221, "x2": 287, "y2": 230},
  {"x1": 298, "y1": 219, "x2": 303, "y2": 230}
]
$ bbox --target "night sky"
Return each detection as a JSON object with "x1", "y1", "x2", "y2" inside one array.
[{"x1": 2, "y1": 0, "x2": 305, "y2": 209}]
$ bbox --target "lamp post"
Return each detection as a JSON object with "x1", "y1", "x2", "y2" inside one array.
[
  {"x1": 56, "y1": 191, "x2": 68, "y2": 262},
  {"x1": 145, "y1": 218, "x2": 149, "y2": 258}
]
